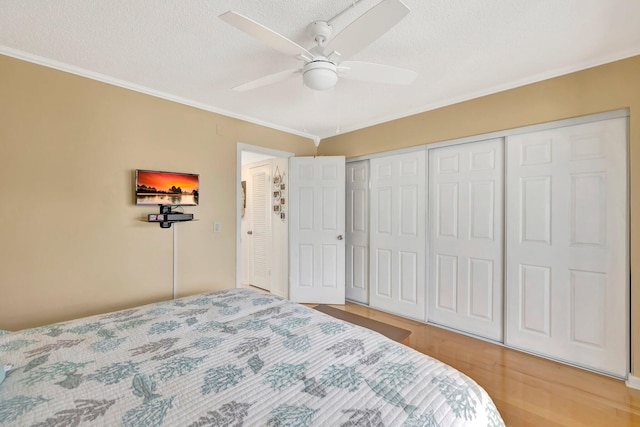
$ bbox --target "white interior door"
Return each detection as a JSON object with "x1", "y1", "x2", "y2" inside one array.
[
  {"x1": 428, "y1": 139, "x2": 504, "y2": 341},
  {"x1": 369, "y1": 150, "x2": 426, "y2": 321},
  {"x1": 248, "y1": 162, "x2": 271, "y2": 291},
  {"x1": 289, "y1": 156, "x2": 346, "y2": 303},
  {"x1": 505, "y1": 117, "x2": 628, "y2": 378},
  {"x1": 240, "y1": 165, "x2": 250, "y2": 286},
  {"x1": 346, "y1": 160, "x2": 369, "y2": 304}
]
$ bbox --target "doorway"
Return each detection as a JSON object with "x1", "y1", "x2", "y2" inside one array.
[{"x1": 236, "y1": 143, "x2": 294, "y2": 297}]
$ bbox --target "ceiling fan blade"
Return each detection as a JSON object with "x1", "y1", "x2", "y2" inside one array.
[
  {"x1": 339, "y1": 61, "x2": 417, "y2": 85},
  {"x1": 323, "y1": 0, "x2": 410, "y2": 61},
  {"x1": 220, "y1": 11, "x2": 313, "y2": 59},
  {"x1": 232, "y1": 68, "x2": 301, "y2": 92}
]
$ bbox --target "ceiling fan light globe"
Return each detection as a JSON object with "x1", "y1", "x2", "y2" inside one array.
[{"x1": 303, "y1": 61, "x2": 338, "y2": 90}]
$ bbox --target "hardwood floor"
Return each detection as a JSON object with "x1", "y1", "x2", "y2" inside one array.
[{"x1": 326, "y1": 302, "x2": 640, "y2": 427}]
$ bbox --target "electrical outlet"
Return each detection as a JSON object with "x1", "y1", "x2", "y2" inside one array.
[{"x1": 213, "y1": 222, "x2": 221, "y2": 233}]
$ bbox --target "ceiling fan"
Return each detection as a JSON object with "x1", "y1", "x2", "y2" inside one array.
[{"x1": 219, "y1": 0, "x2": 417, "y2": 91}]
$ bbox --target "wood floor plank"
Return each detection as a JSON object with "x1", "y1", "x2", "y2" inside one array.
[{"x1": 327, "y1": 302, "x2": 640, "y2": 426}]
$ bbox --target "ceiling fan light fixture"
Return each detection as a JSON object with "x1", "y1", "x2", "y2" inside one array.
[{"x1": 303, "y1": 61, "x2": 338, "y2": 90}]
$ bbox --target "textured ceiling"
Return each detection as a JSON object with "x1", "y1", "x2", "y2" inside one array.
[{"x1": 1, "y1": 0, "x2": 639, "y2": 144}]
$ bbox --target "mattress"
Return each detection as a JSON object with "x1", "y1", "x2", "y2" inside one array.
[{"x1": 0, "y1": 288, "x2": 504, "y2": 426}]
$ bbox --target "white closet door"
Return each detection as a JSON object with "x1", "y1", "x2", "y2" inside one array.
[
  {"x1": 346, "y1": 161, "x2": 369, "y2": 304},
  {"x1": 505, "y1": 117, "x2": 628, "y2": 378},
  {"x1": 248, "y1": 163, "x2": 272, "y2": 291},
  {"x1": 428, "y1": 138, "x2": 504, "y2": 341},
  {"x1": 289, "y1": 156, "x2": 346, "y2": 304},
  {"x1": 370, "y1": 151, "x2": 426, "y2": 320}
]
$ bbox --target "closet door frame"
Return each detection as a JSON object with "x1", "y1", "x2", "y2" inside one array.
[
  {"x1": 235, "y1": 144, "x2": 295, "y2": 293},
  {"x1": 345, "y1": 108, "x2": 629, "y2": 377}
]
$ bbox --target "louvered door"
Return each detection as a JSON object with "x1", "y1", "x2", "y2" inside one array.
[{"x1": 249, "y1": 163, "x2": 271, "y2": 291}]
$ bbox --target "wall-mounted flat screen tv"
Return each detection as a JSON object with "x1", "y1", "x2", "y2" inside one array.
[{"x1": 135, "y1": 169, "x2": 199, "y2": 206}]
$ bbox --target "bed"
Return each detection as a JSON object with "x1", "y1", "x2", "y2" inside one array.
[{"x1": 0, "y1": 288, "x2": 504, "y2": 426}]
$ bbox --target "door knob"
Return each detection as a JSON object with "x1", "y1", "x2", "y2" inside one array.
[
  {"x1": 247, "y1": 230, "x2": 253, "y2": 235},
  {"x1": 337, "y1": 235, "x2": 343, "y2": 240}
]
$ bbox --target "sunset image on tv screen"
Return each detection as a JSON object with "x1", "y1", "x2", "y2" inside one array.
[{"x1": 136, "y1": 170, "x2": 199, "y2": 206}]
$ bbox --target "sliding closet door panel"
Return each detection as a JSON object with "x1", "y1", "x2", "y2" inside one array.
[
  {"x1": 505, "y1": 117, "x2": 628, "y2": 378},
  {"x1": 428, "y1": 138, "x2": 504, "y2": 341},
  {"x1": 346, "y1": 161, "x2": 369, "y2": 304},
  {"x1": 370, "y1": 151, "x2": 426, "y2": 320}
]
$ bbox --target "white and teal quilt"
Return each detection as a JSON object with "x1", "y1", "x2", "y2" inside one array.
[{"x1": 0, "y1": 289, "x2": 504, "y2": 426}]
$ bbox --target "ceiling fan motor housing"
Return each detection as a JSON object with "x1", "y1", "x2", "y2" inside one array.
[
  {"x1": 303, "y1": 60, "x2": 338, "y2": 90},
  {"x1": 307, "y1": 21, "x2": 333, "y2": 46}
]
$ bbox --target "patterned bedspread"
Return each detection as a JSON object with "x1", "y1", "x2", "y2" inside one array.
[{"x1": 0, "y1": 289, "x2": 504, "y2": 426}]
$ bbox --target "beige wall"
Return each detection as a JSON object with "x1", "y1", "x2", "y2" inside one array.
[
  {"x1": 318, "y1": 55, "x2": 640, "y2": 376},
  {"x1": 0, "y1": 55, "x2": 316, "y2": 331}
]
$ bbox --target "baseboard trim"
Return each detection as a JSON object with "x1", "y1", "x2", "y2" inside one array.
[
  {"x1": 626, "y1": 374, "x2": 640, "y2": 389},
  {"x1": 270, "y1": 289, "x2": 286, "y2": 298}
]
